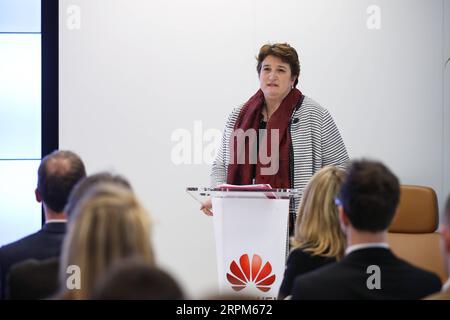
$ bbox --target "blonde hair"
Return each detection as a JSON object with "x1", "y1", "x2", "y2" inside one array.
[
  {"x1": 59, "y1": 184, "x2": 154, "y2": 299},
  {"x1": 291, "y1": 166, "x2": 346, "y2": 258}
]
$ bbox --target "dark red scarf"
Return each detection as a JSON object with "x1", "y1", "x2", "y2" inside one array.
[{"x1": 226, "y1": 88, "x2": 302, "y2": 188}]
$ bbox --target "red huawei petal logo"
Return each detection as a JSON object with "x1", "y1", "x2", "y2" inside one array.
[{"x1": 226, "y1": 254, "x2": 275, "y2": 292}]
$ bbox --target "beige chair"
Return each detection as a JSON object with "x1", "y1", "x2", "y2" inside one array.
[{"x1": 387, "y1": 185, "x2": 447, "y2": 283}]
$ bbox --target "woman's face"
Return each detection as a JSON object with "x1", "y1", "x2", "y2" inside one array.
[{"x1": 259, "y1": 55, "x2": 296, "y2": 102}]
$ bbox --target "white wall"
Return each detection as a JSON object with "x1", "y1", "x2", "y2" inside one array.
[{"x1": 59, "y1": 0, "x2": 448, "y2": 297}]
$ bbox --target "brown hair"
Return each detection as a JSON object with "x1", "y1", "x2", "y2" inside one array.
[
  {"x1": 90, "y1": 257, "x2": 184, "y2": 300},
  {"x1": 339, "y1": 159, "x2": 400, "y2": 232},
  {"x1": 256, "y1": 43, "x2": 300, "y2": 87},
  {"x1": 292, "y1": 166, "x2": 346, "y2": 259},
  {"x1": 37, "y1": 150, "x2": 86, "y2": 212},
  {"x1": 64, "y1": 171, "x2": 132, "y2": 220}
]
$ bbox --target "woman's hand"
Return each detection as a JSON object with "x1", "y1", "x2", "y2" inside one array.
[{"x1": 200, "y1": 199, "x2": 213, "y2": 216}]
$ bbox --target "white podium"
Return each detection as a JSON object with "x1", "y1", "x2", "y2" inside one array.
[{"x1": 187, "y1": 187, "x2": 299, "y2": 299}]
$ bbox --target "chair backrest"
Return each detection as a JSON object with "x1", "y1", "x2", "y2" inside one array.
[{"x1": 387, "y1": 185, "x2": 447, "y2": 283}]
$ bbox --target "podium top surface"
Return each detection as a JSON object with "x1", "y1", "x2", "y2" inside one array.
[{"x1": 186, "y1": 186, "x2": 300, "y2": 200}]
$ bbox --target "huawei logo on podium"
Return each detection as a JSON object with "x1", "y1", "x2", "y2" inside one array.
[{"x1": 226, "y1": 254, "x2": 275, "y2": 292}]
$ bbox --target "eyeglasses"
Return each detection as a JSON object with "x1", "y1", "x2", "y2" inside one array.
[{"x1": 334, "y1": 197, "x2": 343, "y2": 206}]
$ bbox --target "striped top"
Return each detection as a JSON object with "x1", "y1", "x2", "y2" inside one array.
[{"x1": 211, "y1": 95, "x2": 349, "y2": 216}]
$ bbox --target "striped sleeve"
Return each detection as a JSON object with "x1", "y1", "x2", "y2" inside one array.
[
  {"x1": 210, "y1": 106, "x2": 242, "y2": 187},
  {"x1": 320, "y1": 108, "x2": 349, "y2": 169}
]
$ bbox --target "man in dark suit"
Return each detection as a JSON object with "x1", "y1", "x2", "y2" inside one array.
[
  {"x1": 6, "y1": 172, "x2": 131, "y2": 300},
  {"x1": 291, "y1": 159, "x2": 442, "y2": 300},
  {"x1": 0, "y1": 150, "x2": 86, "y2": 299}
]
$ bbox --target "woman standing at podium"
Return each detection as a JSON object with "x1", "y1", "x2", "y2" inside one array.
[{"x1": 202, "y1": 43, "x2": 348, "y2": 235}]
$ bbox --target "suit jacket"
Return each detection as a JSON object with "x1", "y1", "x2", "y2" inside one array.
[
  {"x1": 278, "y1": 247, "x2": 336, "y2": 299},
  {"x1": 0, "y1": 222, "x2": 66, "y2": 299},
  {"x1": 291, "y1": 248, "x2": 442, "y2": 300},
  {"x1": 8, "y1": 257, "x2": 60, "y2": 300}
]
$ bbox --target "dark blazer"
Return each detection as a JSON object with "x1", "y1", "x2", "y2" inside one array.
[
  {"x1": 278, "y1": 248, "x2": 336, "y2": 299},
  {"x1": 0, "y1": 222, "x2": 66, "y2": 299},
  {"x1": 291, "y1": 247, "x2": 442, "y2": 300},
  {"x1": 8, "y1": 257, "x2": 60, "y2": 300}
]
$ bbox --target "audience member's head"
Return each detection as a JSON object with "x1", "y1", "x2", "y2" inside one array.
[
  {"x1": 338, "y1": 159, "x2": 400, "y2": 233},
  {"x1": 36, "y1": 150, "x2": 86, "y2": 216},
  {"x1": 59, "y1": 184, "x2": 154, "y2": 299},
  {"x1": 203, "y1": 292, "x2": 255, "y2": 300},
  {"x1": 90, "y1": 257, "x2": 184, "y2": 300},
  {"x1": 64, "y1": 172, "x2": 132, "y2": 221},
  {"x1": 292, "y1": 165, "x2": 346, "y2": 258}
]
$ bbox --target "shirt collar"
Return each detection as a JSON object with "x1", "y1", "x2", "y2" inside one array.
[
  {"x1": 45, "y1": 219, "x2": 67, "y2": 224},
  {"x1": 345, "y1": 242, "x2": 390, "y2": 255}
]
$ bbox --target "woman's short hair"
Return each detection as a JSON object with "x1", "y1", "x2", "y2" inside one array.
[
  {"x1": 292, "y1": 166, "x2": 346, "y2": 259},
  {"x1": 59, "y1": 184, "x2": 154, "y2": 299},
  {"x1": 256, "y1": 43, "x2": 301, "y2": 87}
]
